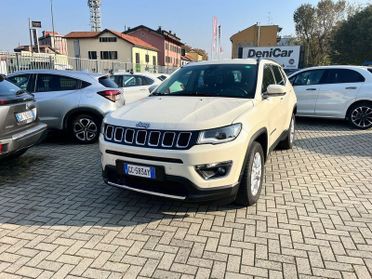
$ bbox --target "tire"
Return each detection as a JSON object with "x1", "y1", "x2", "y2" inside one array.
[
  {"x1": 347, "y1": 102, "x2": 372, "y2": 130},
  {"x1": 235, "y1": 142, "x2": 265, "y2": 206},
  {"x1": 277, "y1": 114, "x2": 295, "y2": 150},
  {"x1": 70, "y1": 114, "x2": 100, "y2": 144}
]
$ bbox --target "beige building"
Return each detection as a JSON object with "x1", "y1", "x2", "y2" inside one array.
[
  {"x1": 230, "y1": 24, "x2": 282, "y2": 58},
  {"x1": 65, "y1": 29, "x2": 158, "y2": 71}
]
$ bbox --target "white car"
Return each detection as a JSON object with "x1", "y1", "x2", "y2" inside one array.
[
  {"x1": 110, "y1": 72, "x2": 168, "y2": 104},
  {"x1": 100, "y1": 59, "x2": 297, "y2": 206},
  {"x1": 289, "y1": 66, "x2": 372, "y2": 129}
]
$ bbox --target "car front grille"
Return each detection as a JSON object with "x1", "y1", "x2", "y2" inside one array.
[{"x1": 104, "y1": 124, "x2": 198, "y2": 150}]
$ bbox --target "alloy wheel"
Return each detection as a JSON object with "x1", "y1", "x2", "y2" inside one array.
[
  {"x1": 351, "y1": 106, "x2": 372, "y2": 129},
  {"x1": 73, "y1": 117, "x2": 98, "y2": 142},
  {"x1": 250, "y1": 152, "x2": 262, "y2": 196}
]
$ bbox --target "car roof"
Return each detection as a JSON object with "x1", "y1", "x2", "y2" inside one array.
[
  {"x1": 8, "y1": 69, "x2": 106, "y2": 79},
  {"x1": 288, "y1": 65, "x2": 372, "y2": 78},
  {"x1": 182, "y1": 58, "x2": 283, "y2": 68}
]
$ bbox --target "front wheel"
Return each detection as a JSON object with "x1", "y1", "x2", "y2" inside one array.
[
  {"x1": 348, "y1": 103, "x2": 372, "y2": 130},
  {"x1": 235, "y1": 142, "x2": 265, "y2": 206},
  {"x1": 70, "y1": 114, "x2": 100, "y2": 144}
]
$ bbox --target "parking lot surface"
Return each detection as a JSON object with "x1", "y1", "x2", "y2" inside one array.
[{"x1": 0, "y1": 119, "x2": 371, "y2": 279}]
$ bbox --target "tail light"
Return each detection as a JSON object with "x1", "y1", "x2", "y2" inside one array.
[
  {"x1": 0, "y1": 143, "x2": 7, "y2": 154},
  {"x1": 0, "y1": 99, "x2": 9, "y2": 105},
  {"x1": 97, "y1": 90, "x2": 121, "y2": 102}
]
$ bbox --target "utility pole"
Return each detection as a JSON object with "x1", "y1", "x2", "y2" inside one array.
[
  {"x1": 28, "y1": 18, "x2": 33, "y2": 54},
  {"x1": 50, "y1": 0, "x2": 56, "y2": 49}
]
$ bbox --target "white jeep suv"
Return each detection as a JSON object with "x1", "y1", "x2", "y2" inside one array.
[{"x1": 100, "y1": 59, "x2": 297, "y2": 206}]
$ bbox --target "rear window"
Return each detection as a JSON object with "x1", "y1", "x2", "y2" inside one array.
[
  {"x1": 0, "y1": 80, "x2": 21, "y2": 96},
  {"x1": 99, "y1": 76, "x2": 118, "y2": 88}
]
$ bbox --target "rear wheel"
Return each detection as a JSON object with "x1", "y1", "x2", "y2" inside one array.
[
  {"x1": 348, "y1": 102, "x2": 372, "y2": 130},
  {"x1": 235, "y1": 142, "x2": 265, "y2": 206},
  {"x1": 278, "y1": 114, "x2": 295, "y2": 150},
  {"x1": 70, "y1": 114, "x2": 100, "y2": 144}
]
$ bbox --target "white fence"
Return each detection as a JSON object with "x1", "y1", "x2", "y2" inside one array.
[{"x1": 0, "y1": 52, "x2": 178, "y2": 75}]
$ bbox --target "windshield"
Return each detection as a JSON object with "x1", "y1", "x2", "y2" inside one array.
[{"x1": 152, "y1": 64, "x2": 258, "y2": 98}]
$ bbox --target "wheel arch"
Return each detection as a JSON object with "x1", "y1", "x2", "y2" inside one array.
[
  {"x1": 345, "y1": 100, "x2": 372, "y2": 120},
  {"x1": 63, "y1": 107, "x2": 104, "y2": 130}
]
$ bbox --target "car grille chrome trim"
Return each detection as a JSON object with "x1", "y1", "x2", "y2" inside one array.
[
  {"x1": 108, "y1": 181, "x2": 186, "y2": 200},
  {"x1": 105, "y1": 125, "x2": 114, "y2": 140},
  {"x1": 176, "y1": 132, "x2": 192, "y2": 148},
  {"x1": 162, "y1": 132, "x2": 175, "y2": 147},
  {"x1": 135, "y1": 130, "x2": 147, "y2": 145},
  {"x1": 148, "y1": 131, "x2": 161, "y2": 146},
  {"x1": 124, "y1": 128, "x2": 135, "y2": 144},
  {"x1": 114, "y1": 127, "x2": 124, "y2": 142},
  {"x1": 104, "y1": 125, "x2": 197, "y2": 150}
]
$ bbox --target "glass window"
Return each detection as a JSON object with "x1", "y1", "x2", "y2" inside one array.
[
  {"x1": 262, "y1": 65, "x2": 275, "y2": 93},
  {"x1": 135, "y1": 53, "x2": 140, "y2": 64},
  {"x1": 110, "y1": 75, "x2": 123, "y2": 87},
  {"x1": 292, "y1": 70, "x2": 325, "y2": 86},
  {"x1": 272, "y1": 65, "x2": 285, "y2": 85},
  {"x1": 99, "y1": 37, "x2": 117, "y2": 42},
  {"x1": 0, "y1": 80, "x2": 21, "y2": 96},
  {"x1": 99, "y1": 76, "x2": 118, "y2": 88},
  {"x1": 7, "y1": 74, "x2": 31, "y2": 90},
  {"x1": 88, "y1": 51, "x2": 97, "y2": 60},
  {"x1": 321, "y1": 69, "x2": 365, "y2": 84},
  {"x1": 145, "y1": 54, "x2": 149, "y2": 63},
  {"x1": 153, "y1": 64, "x2": 258, "y2": 98},
  {"x1": 153, "y1": 56, "x2": 157, "y2": 66},
  {"x1": 35, "y1": 74, "x2": 80, "y2": 92},
  {"x1": 368, "y1": 68, "x2": 372, "y2": 74},
  {"x1": 100, "y1": 51, "x2": 118, "y2": 60}
]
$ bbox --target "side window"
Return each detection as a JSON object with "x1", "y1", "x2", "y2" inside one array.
[
  {"x1": 143, "y1": 77, "x2": 154, "y2": 85},
  {"x1": 124, "y1": 76, "x2": 136, "y2": 87},
  {"x1": 292, "y1": 70, "x2": 325, "y2": 86},
  {"x1": 110, "y1": 75, "x2": 122, "y2": 87},
  {"x1": 8, "y1": 75, "x2": 31, "y2": 91},
  {"x1": 262, "y1": 65, "x2": 275, "y2": 93},
  {"x1": 272, "y1": 65, "x2": 285, "y2": 85},
  {"x1": 35, "y1": 74, "x2": 80, "y2": 92},
  {"x1": 321, "y1": 69, "x2": 365, "y2": 84}
]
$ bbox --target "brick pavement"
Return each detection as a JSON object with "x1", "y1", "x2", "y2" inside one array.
[{"x1": 0, "y1": 118, "x2": 371, "y2": 279}]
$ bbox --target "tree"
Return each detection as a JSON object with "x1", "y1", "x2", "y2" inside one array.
[
  {"x1": 331, "y1": 5, "x2": 372, "y2": 64},
  {"x1": 294, "y1": 0, "x2": 347, "y2": 66}
]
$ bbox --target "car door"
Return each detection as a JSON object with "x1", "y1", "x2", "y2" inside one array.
[
  {"x1": 123, "y1": 75, "x2": 152, "y2": 103},
  {"x1": 272, "y1": 65, "x2": 291, "y2": 130},
  {"x1": 314, "y1": 69, "x2": 364, "y2": 118},
  {"x1": 289, "y1": 69, "x2": 326, "y2": 116},
  {"x1": 261, "y1": 64, "x2": 283, "y2": 145},
  {"x1": 33, "y1": 74, "x2": 82, "y2": 129}
]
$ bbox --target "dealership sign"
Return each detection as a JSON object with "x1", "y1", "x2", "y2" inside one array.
[{"x1": 243, "y1": 46, "x2": 301, "y2": 69}]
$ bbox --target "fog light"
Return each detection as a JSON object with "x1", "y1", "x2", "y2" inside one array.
[{"x1": 195, "y1": 161, "x2": 232, "y2": 180}]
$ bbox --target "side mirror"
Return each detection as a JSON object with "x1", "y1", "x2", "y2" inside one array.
[{"x1": 267, "y1": 84, "x2": 287, "y2": 96}]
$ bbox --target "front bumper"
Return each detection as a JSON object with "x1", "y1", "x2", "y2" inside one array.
[
  {"x1": 103, "y1": 165, "x2": 239, "y2": 202},
  {"x1": 99, "y1": 129, "x2": 249, "y2": 202},
  {"x1": 0, "y1": 122, "x2": 47, "y2": 158}
]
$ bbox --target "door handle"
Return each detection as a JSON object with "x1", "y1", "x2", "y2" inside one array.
[
  {"x1": 345, "y1": 87, "x2": 357, "y2": 90},
  {"x1": 306, "y1": 88, "x2": 317, "y2": 91}
]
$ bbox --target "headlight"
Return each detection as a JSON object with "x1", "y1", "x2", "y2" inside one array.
[{"x1": 197, "y1": 123, "x2": 242, "y2": 144}]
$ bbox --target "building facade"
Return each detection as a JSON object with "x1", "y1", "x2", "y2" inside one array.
[
  {"x1": 125, "y1": 25, "x2": 183, "y2": 67},
  {"x1": 39, "y1": 31, "x2": 68, "y2": 55},
  {"x1": 65, "y1": 29, "x2": 158, "y2": 71},
  {"x1": 230, "y1": 24, "x2": 281, "y2": 58}
]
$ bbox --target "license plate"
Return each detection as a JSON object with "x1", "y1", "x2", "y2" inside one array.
[
  {"x1": 15, "y1": 109, "x2": 36, "y2": 123},
  {"x1": 124, "y1": 163, "x2": 156, "y2": 179}
]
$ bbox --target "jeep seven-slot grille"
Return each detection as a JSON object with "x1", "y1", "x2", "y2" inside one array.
[{"x1": 104, "y1": 125, "x2": 198, "y2": 150}]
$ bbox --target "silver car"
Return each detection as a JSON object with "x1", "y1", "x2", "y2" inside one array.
[{"x1": 8, "y1": 70, "x2": 125, "y2": 143}]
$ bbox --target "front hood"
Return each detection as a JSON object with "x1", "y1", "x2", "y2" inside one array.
[{"x1": 106, "y1": 96, "x2": 254, "y2": 130}]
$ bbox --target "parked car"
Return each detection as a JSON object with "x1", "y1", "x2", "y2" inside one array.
[
  {"x1": 0, "y1": 75, "x2": 46, "y2": 159},
  {"x1": 289, "y1": 66, "x2": 372, "y2": 129},
  {"x1": 8, "y1": 70, "x2": 125, "y2": 143},
  {"x1": 110, "y1": 72, "x2": 168, "y2": 104},
  {"x1": 100, "y1": 59, "x2": 297, "y2": 206}
]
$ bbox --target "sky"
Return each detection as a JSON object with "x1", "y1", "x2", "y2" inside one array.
[{"x1": 0, "y1": 0, "x2": 370, "y2": 58}]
